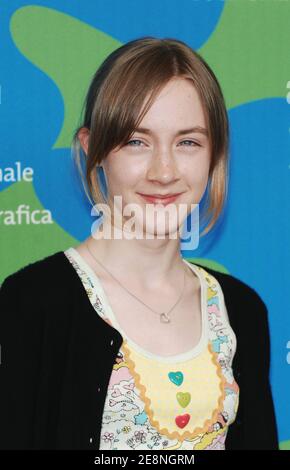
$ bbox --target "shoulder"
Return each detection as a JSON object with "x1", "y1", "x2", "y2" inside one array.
[
  {"x1": 0, "y1": 249, "x2": 80, "y2": 334},
  {"x1": 189, "y1": 261, "x2": 269, "y2": 330},
  {"x1": 193, "y1": 261, "x2": 265, "y2": 303},
  {"x1": 0, "y1": 249, "x2": 73, "y2": 296}
]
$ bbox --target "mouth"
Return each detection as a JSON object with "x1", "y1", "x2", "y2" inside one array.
[{"x1": 137, "y1": 192, "x2": 184, "y2": 206}]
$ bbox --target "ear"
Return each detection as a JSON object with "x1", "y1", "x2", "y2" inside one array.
[{"x1": 77, "y1": 127, "x2": 90, "y2": 155}]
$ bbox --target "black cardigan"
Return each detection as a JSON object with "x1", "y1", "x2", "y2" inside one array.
[{"x1": 0, "y1": 250, "x2": 279, "y2": 450}]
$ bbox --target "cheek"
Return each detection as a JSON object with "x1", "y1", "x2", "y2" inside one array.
[
  {"x1": 183, "y1": 160, "x2": 209, "y2": 188},
  {"x1": 109, "y1": 157, "x2": 145, "y2": 187},
  {"x1": 182, "y1": 146, "x2": 210, "y2": 174},
  {"x1": 106, "y1": 165, "x2": 141, "y2": 196},
  {"x1": 181, "y1": 158, "x2": 210, "y2": 202}
]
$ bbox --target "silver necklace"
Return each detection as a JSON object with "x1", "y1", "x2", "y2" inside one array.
[{"x1": 85, "y1": 241, "x2": 186, "y2": 324}]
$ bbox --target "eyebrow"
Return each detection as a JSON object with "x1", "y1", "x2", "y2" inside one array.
[{"x1": 134, "y1": 126, "x2": 209, "y2": 137}]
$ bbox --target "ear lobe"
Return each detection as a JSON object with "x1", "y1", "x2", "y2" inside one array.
[{"x1": 78, "y1": 127, "x2": 90, "y2": 155}]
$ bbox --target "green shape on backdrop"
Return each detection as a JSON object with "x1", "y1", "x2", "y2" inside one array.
[
  {"x1": 10, "y1": 5, "x2": 122, "y2": 149},
  {"x1": 280, "y1": 440, "x2": 290, "y2": 450},
  {"x1": 200, "y1": 0, "x2": 290, "y2": 109},
  {"x1": 0, "y1": 180, "x2": 77, "y2": 284},
  {"x1": 185, "y1": 258, "x2": 230, "y2": 274}
]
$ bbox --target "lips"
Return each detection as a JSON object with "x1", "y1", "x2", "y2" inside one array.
[{"x1": 137, "y1": 192, "x2": 183, "y2": 205}]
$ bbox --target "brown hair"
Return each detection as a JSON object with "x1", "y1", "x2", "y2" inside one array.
[{"x1": 72, "y1": 36, "x2": 229, "y2": 237}]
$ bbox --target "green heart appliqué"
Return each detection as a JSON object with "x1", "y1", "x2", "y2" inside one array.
[
  {"x1": 176, "y1": 392, "x2": 191, "y2": 408},
  {"x1": 168, "y1": 371, "x2": 184, "y2": 386}
]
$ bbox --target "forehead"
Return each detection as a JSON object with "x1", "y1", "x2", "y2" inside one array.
[{"x1": 139, "y1": 78, "x2": 206, "y2": 130}]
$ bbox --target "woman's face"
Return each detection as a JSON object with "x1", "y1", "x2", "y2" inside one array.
[{"x1": 91, "y1": 77, "x2": 211, "y2": 238}]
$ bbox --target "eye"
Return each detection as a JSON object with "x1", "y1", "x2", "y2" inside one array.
[
  {"x1": 125, "y1": 139, "x2": 201, "y2": 148},
  {"x1": 125, "y1": 139, "x2": 144, "y2": 147},
  {"x1": 179, "y1": 140, "x2": 201, "y2": 147}
]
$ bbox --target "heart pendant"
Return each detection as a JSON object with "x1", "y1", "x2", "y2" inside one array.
[{"x1": 160, "y1": 312, "x2": 170, "y2": 323}]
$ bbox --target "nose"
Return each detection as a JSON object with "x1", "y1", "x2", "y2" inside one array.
[{"x1": 146, "y1": 149, "x2": 179, "y2": 184}]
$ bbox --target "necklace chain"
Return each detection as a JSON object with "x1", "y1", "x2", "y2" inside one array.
[{"x1": 85, "y1": 241, "x2": 186, "y2": 324}]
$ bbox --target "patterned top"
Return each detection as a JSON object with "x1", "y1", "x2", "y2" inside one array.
[{"x1": 64, "y1": 247, "x2": 240, "y2": 450}]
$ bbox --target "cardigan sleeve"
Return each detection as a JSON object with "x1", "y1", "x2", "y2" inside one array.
[
  {"x1": 242, "y1": 292, "x2": 279, "y2": 449},
  {"x1": 0, "y1": 274, "x2": 43, "y2": 449}
]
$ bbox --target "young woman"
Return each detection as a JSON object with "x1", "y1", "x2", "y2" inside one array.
[{"x1": 0, "y1": 37, "x2": 279, "y2": 450}]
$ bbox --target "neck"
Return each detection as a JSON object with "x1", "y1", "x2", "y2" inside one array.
[{"x1": 86, "y1": 220, "x2": 187, "y2": 291}]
